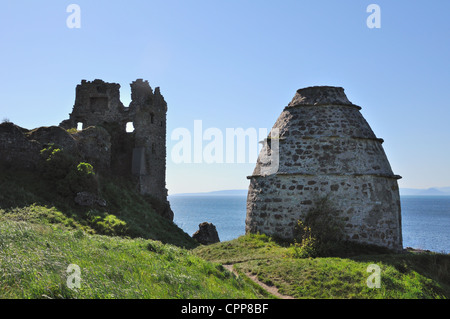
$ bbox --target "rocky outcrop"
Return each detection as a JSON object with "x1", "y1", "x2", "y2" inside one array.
[
  {"x1": 74, "y1": 191, "x2": 107, "y2": 207},
  {"x1": 192, "y1": 222, "x2": 220, "y2": 245}
]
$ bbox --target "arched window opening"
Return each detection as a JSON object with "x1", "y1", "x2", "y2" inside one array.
[{"x1": 77, "y1": 122, "x2": 83, "y2": 131}]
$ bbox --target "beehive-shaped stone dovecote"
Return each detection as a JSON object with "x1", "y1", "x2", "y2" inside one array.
[{"x1": 246, "y1": 86, "x2": 403, "y2": 251}]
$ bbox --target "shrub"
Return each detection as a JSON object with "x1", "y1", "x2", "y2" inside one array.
[
  {"x1": 66, "y1": 128, "x2": 78, "y2": 134},
  {"x1": 86, "y1": 210, "x2": 128, "y2": 236},
  {"x1": 291, "y1": 196, "x2": 346, "y2": 258},
  {"x1": 65, "y1": 162, "x2": 98, "y2": 195},
  {"x1": 288, "y1": 221, "x2": 318, "y2": 258},
  {"x1": 39, "y1": 145, "x2": 97, "y2": 196},
  {"x1": 76, "y1": 162, "x2": 95, "y2": 176},
  {"x1": 39, "y1": 144, "x2": 74, "y2": 180}
]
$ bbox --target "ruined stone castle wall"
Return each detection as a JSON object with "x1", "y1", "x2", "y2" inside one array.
[
  {"x1": 0, "y1": 122, "x2": 41, "y2": 169},
  {"x1": 1, "y1": 79, "x2": 172, "y2": 221},
  {"x1": 246, "y1": 86, "x2": 403, "y2": 251},
  {"x1": 60, "y1": 79, "x2": 170, "y2": 206},
  {"x1": 130, "y1": 82, "x2": 168, "y2": 199}
]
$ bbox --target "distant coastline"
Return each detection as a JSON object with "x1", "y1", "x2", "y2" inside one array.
[
  {"x1": 170, "y1": 187, "x2": 450, "y2": 197},
  {"x1": 400, "y1": 187, "x2": 450, "y2": 196},
  {"x1": 169, "y1": 189, "x2": 248, "y2": 197}
]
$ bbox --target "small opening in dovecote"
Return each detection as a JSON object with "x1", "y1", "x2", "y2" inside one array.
[{"x1": 126, "y1": 122, "x2": 135, "y2": 133}]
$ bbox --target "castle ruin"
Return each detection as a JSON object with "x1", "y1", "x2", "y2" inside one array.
[
  {"x1": 246, "y1": 86, "x2": 403, "y2": 251},
  {"x1": 60, "y1": 79, "x2": 169, "y2": 202},
  {"x1": 0, "y1": 79, "x2": 172, "y2": 220}
]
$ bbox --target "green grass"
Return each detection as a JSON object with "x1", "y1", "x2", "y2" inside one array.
[
  {"x1": 1, "y1": 165, "x2": 449, "y2": 299},
  {"x1": 194, "y1": 234, "x2": 450, "y2": 299},
  {"x1": 0, "y1": 165, "x2": 268, "y2": 299},
  {"x1": 0, "y1": 220, "x2": 264, "y2": 299},
  {"x1": 0, "y1": 165, "x2": 196, "y2": 248}
]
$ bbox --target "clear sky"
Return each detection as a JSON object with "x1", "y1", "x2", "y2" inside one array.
[{"x1": 1, "y1": 1, "x2": 449, "y2": 194}]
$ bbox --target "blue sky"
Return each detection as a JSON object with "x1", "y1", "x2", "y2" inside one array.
[{"x1": 1, "y1": 1, "x2": 449, "y2": 194}]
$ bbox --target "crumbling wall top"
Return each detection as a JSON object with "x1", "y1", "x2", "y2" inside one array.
[{"x1": 288, "y1": 86, "x2": 353, "y2": 107}]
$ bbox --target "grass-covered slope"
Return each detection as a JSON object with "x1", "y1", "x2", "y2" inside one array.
[
  {"x1": 194, "y1": 234, "x2": 450, "y2": 299},
  {"x1": 0, "y1": 221, "x2": 265, "y2": 299},
  {"x1": 0, "y1": 165, "x2": 269, "y2": 299},
  {"x1": 0, "y1": 164, "x2": 195, "y2": 248},
  {"x1": 1, "y1": 164, "x2": 449, "y2": 299}
]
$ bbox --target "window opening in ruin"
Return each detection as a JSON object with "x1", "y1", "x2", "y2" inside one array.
[
  {"x1": 150, "y1": 113, "x2": 155, "y2": 124},
  {"x1": 126, "y1": 122, "x2": 135, "y2": 133},
  {"x1": 77, "y1": 122, "x2": 83, "y2": 131},
  {"x1": 121, "y1": 86, "x2": 132, "y2": 108},
  {"x1": 152, "y1": 143, "x2": 156, "y2": 154}
]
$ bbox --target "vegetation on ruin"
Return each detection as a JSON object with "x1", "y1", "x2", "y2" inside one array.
[{"x1": 288, "y1": 196, "x2": 347, "y2": 258}]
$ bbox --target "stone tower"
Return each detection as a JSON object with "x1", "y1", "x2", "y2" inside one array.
[
  {"x1": 246, "y1": 86, "x2": 402, "y2": 251},
  {"x1": 60, "y1": 79, "x2": 171, "y2": 217}
]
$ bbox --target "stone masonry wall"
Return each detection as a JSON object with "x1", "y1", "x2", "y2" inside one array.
[
  {"x1": 59, "y1": 79, "x2": 169, "y2": 204},
  {"x1": 1, "y1": 79, "x2": 172, "y2": 221},
  {"x1": 246, "y1": 174, "x2": 402, "y2": 250},
  {"x1": 246, "y1": 86, "x2": 403, "y2": 251}
]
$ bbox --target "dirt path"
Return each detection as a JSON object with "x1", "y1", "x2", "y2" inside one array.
[{"x1": 223, "y1": 264, "x2": 295, "y2": 299}]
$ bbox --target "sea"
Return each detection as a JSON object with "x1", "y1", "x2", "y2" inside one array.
[{"x1": 170, "y1": 195, "x2": 450, "y2": 254}]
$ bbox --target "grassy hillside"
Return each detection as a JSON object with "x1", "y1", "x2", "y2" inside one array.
[
  {"x1": 1, "y1": 164, "x2": 449, "y2": 299},
  {"x1": 0, "y1": 220, "x2": 266, "y2": 299},
  {"x1": 194, "y1": 234, "x2": 450, "y2": 299},
  {"x1": 0, "y1": 165, "x2": 268, "y2": 299},
  {"x1": 0, "y1": 164, "x2": 195, "y2": 248}
]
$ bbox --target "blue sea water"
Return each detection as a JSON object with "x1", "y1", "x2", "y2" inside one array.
[
  {"x1": 170, "y1": 196, "x2": 247, "y2": 242},
  {"x1": 169, "y1": 195, "x2": 450, "y2": 253},
  {"x1": 401, "y1": 196, "x2": 450, "y2": 253}
]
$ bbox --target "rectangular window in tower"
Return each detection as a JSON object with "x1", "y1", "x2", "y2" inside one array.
[{"x1": 126, "y1": 122, "x2": 135, "y2": 133}]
